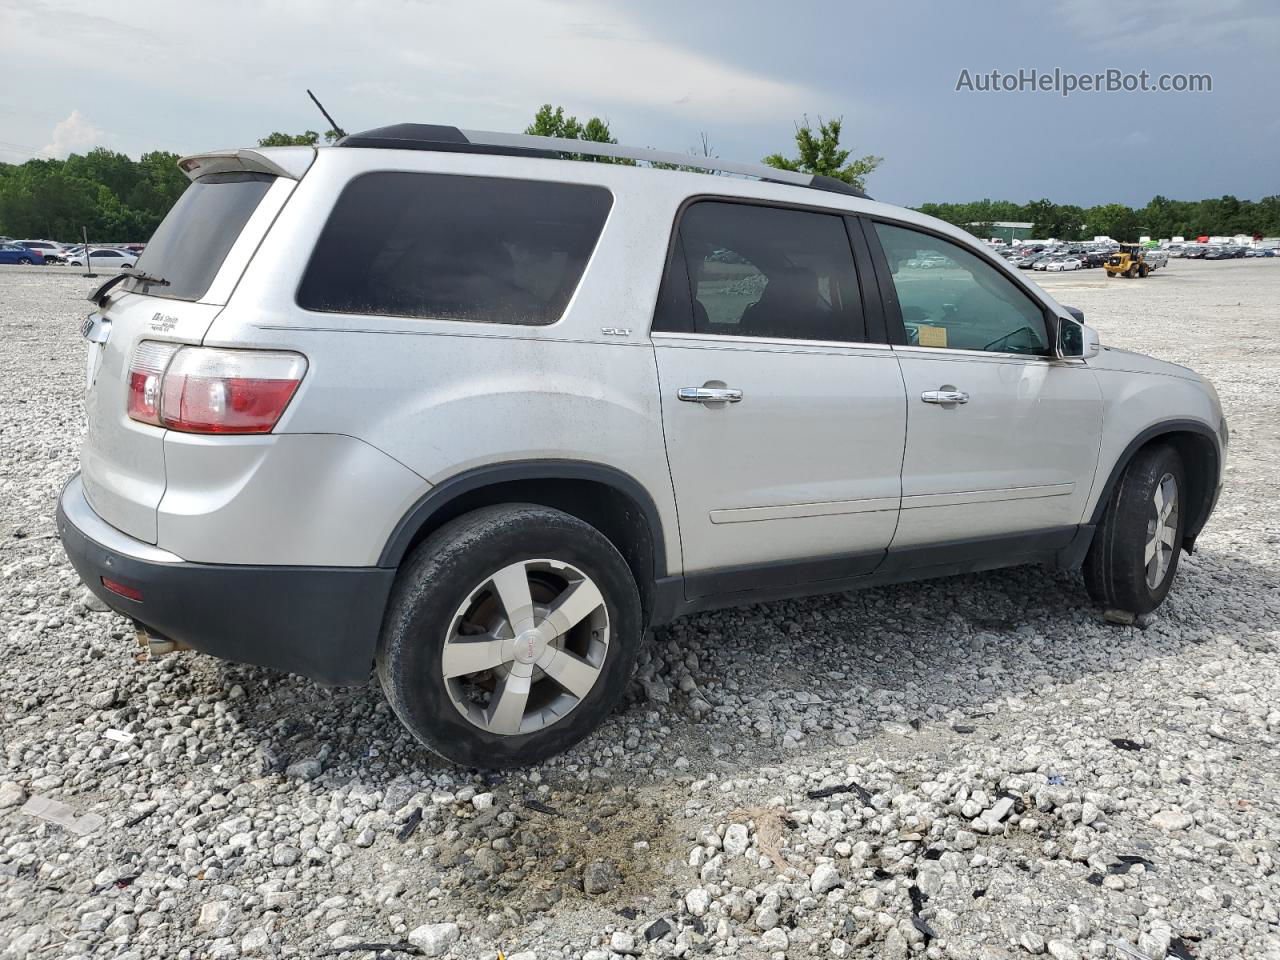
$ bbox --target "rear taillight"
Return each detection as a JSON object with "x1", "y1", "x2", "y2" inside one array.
[
  {"x1": 127, "y1": 343, "x2": 306, "y2": 434},
  {"x1": 127, "y1": 341, "x2": 181, "y2": 426}
]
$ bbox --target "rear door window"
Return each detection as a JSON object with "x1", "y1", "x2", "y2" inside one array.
[
  {"x1": 127, "y1": 172, "x2": 275, "y2": 301},
  {"x1": 297, "y1": 172, "x2": 613, "y2": 326},
  {"x1": 654, "y1": 201, "x2": 866, "y2": 343}
]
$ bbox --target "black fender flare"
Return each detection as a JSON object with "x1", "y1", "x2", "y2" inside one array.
[
  {"x1": 1088, "y1": 418, "x2": 1222, "y2": 548},
  {"x1": 377, "y1": 459, "x2": 669, "y2": 577}
]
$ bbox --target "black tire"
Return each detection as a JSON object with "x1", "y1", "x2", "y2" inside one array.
[
  {"x1": 1083, "y1": 444, "x2": 1186, "y2": 614},
  {"x1": 18, "y1": 257, "x2": 32, "y2": 265},
  {"x1": 377, "y1": 504, "x2": 642, "y2": 768}
]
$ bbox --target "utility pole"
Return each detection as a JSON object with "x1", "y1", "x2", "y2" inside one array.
[{"x1": 82, "y1": 226, "x2": 95, "y2": 278}]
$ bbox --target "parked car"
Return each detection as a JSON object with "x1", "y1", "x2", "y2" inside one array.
[
  {"x1": 66, "y1": 247, "x2": 138, "y2": 268},
  {"x1": 14, "y1": 239, "x2": 66, "y2": 263},
  {"x1": 0, "y1": 242, "x2": 45, "y2": 265},
  {"x1": 1143, "y1": 250, "x2": 1169, "y2": 270},
  {"x1": 1045, "y1": 257, "x2": 1083, "y2": 271},
  {"x1": 1203, "y1": 246, "x2": 1232, "y2": 260},
  {"x1": 1083, "y1": 252, "x2": 1108, "y2": 268},
  {"x1": 1244, "y1": 247, "x2": 1276, "y2": 257},
  {"x1": 1184, "y1": 245, "x2": 1208, "y2": 259},
  {"x1": 57, "y1": 126, "x2": 1227, "y2": 767}
]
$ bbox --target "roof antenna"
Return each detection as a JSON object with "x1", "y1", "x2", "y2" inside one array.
[{"x1": 306, "y1": 89, "x2": 346, "y2": 140}]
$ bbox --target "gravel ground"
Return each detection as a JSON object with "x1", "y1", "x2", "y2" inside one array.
[{"x1": 1, "y1": 260, "x2": 1277, "y2": 960}]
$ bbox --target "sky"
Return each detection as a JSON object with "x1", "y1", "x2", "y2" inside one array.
[{"x1": 1, "y1": 0, "x2": 1276, "y2": 208}]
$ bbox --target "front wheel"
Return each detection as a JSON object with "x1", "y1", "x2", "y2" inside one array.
[
  {"x1": 377, "y1": 504, "x2": 642, "y2": 768},
  {"x1": 1084, "y1": 443, "x2": 1186, "y2": 614}
]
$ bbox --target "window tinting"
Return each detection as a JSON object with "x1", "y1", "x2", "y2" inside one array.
[
  {"x1": 297, "y1": 172, "x2": 613, "y2": 325},
  {"x1": 873, "y1": 222, "x2": 1049, "y2": 355},
  {"x1": 662, "y1": 201, "x2": 865, "y2": 342},
  {"x1": 127, "y1": 172, "x2": 274, "y2": 301}
]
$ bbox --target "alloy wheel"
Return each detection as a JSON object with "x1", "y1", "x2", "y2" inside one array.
[
  {"x1": 441, "y1": 559, "x2": 609, "y2": 736},
  {"x1": 1145, "y1": 472, "x2": 1179, "y2": 589}
]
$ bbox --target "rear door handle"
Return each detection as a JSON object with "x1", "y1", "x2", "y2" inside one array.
[
  {"x1": 921, "y1": 389, "x2": 969, "y2": 405},
  {"x1": 678, "y1": 386, "x2": 743, "y2": 404}
]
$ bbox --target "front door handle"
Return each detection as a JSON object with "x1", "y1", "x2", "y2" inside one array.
[
  {"x1": 678, "y1": 386, "x2": 743, "y2": 404},
  {"x1": 921, "y1": 389, "x2": 969, "y2": 405}
]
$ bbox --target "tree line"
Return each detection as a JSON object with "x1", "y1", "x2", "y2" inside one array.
[
  {"x1": 0, "y1": 149, "x2": 189, "y2": 242},
  {"x1": 1, "y1": 108, "x2": 1275, "y2": 242},
  {"x1": 917, "y1": 196, "x2": 1280, "y2": 242}
]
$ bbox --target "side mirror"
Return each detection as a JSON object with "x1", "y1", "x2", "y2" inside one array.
[{"x1": 1056, "y1": 317, "x2": 1101, "y2": 359}]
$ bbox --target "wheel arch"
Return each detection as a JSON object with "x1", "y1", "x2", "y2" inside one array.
[
  {"x1": 1089, "y1": 419, "x2": 1221, "y2": 551},
  {"x1": 378, "y1": 460, "x2": 668, "y2": 624}
]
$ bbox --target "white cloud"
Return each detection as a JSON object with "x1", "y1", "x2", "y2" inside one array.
[
  {"x1": 3, "y1": 0, "x2": 822, "y2": 155},
  {"x1": 1053, "y1": 0, "x2": 1280, "y2": 50},
  {"x1": 40, "y1": 110, "x2": 105, "y2": 159}
]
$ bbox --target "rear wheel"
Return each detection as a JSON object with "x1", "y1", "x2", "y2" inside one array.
[
  {"x1": 377, "y1": 504, "x2": 642, "y2": 768},
  {"x1": 1084, "y1": 444, "x2": 1186, "y2": 614},
  {"x1": 17, "y1": 257, "x2": 32, "y2": 265}
]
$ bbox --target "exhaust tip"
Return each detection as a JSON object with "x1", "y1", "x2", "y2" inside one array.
[{"x1": 133, "y1": 623, "x2": 191, "y2": 660}]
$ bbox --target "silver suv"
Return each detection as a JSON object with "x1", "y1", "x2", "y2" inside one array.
[{"x1": 58, "y1": 124, "x2": 1227, "y2": 767}]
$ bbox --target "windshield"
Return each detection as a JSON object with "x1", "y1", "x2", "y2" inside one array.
[{"x1": 127, "y1": 171, "x2": 274, "y2": 301}]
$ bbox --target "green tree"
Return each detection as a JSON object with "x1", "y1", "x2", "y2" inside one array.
[
  {"x1": 763, "y1": 116, "x2": 882, "y2": 191},
  {"x1": 256, "y1": 130, "x2": 341, "y2": 147},
  {"x1": 1023, "y1": 199, "x2": 1084, "y2": 239},
  {"x1": 1084, "y1": 203, "x2": 1140, "y2": 241},
  {"x1": 524, "y1": 104, "x2": 631, "y2": 163}
]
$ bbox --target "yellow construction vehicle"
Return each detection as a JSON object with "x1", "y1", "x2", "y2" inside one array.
[{"x1": 1104, "y1": 244, "x2": 1150, "y2": 278}]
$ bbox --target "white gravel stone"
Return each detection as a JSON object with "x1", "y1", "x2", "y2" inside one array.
[
  {"x1": 0, "y1": 782, "x2": 26, "y2": 809},
  {"x1": 723, "y1": 822, "x2": 750, "y2": 857},
  {"x1": 609, "y1": 931, "x2": 638, "y2": 954},
  {"x1": 1151, "y1": 809, "x2": 1194, "y2": 831},
  {"x1": 760, "y1": 927, "x2": 789, "y2": 951},
  {"x1": 809, "y1": 862, "x2": 842, "y2": 894},
  {"x1": 407, "y1": 922, "x2": 460, "y2": 956},
  {"x1": 686, "y1": 888, "x2": 712, "y2": 917}
]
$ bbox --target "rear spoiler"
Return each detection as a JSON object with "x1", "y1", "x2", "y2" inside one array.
[{"x1": 176, "y1": 147, "x2": 315, "y2": 182}]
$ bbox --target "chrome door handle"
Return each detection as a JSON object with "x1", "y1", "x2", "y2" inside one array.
[
  {"x1": 921, "y1": 389, "x2": 969, "y2": 404},
  {"x1": 678, "y1": 386, "x2": 743, "y2": 404}
]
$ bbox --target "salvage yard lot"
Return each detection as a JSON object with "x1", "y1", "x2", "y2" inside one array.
[{"x1": 1, "y1": 260, "x2": 1277, "y2": 960}]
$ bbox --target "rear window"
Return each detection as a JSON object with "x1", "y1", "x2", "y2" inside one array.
[
  {"x1": 128, "y1": 172, "x2": 275, "y2": 301},
  {"x1": 296, "y1": 172, "x2": 613, "y2": 326}
]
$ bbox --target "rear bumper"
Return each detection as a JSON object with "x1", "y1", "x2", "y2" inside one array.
[{"x1": 57, "y1": 474, "x2": 393, "y2": 686}]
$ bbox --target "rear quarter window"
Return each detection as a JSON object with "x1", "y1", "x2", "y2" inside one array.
[
  {"x1": 128, "y1": 172, "x2": 275, "y2": 302},
  {"x1": 296, "y1": 172, "x2": 613, "y2": 326}
]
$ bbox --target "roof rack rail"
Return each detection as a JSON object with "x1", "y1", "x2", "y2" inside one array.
[{"x1": 336, "y1": 124, "x2": 871, "y2": 200}]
